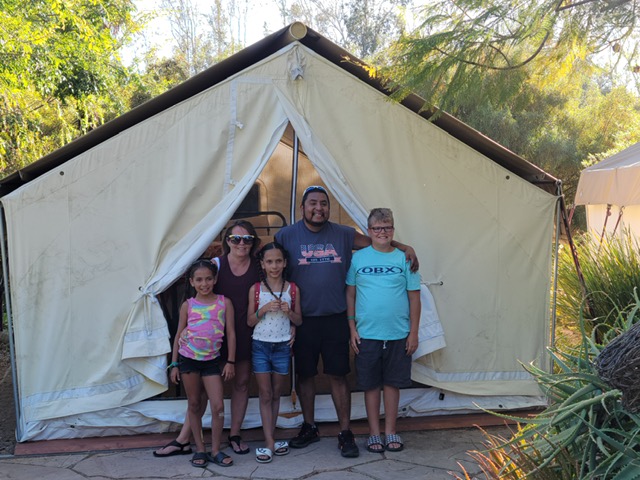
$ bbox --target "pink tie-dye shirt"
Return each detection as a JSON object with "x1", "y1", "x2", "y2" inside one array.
[{"x1": 178, "y1": 296, "x2": 226, "y2": 361}]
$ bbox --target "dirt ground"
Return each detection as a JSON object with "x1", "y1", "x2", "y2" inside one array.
[{"x1": 0, "y1": 331, "x2": 16, "y2": 455}]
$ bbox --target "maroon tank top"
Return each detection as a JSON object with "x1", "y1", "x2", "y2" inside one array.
[{"x1": 214, "y1": 255, "x2": 260, "y2": 362}]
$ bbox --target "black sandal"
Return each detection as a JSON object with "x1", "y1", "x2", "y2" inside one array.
[
  {"x1": 190, "y1": 451, "x2": 209, "y2": 468},
  {"x1": 153, "y1": 439, "x2": 192, "y2": 457},
  {"x1": 209, "y1": 451, "x2": 234, "y2": 467},
  {"x1": 228, "y1": 434, "x2": 250, "y2": 454}
]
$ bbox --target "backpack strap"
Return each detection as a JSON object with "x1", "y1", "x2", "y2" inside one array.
[{"x1": 289, "y1": 282, "x2": 296, "y2": 309}]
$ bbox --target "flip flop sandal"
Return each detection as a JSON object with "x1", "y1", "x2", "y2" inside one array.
[
  {"x1": 256, "y1": 447, "x2": 273, "y2": 463},
  {"x1": 384, "y1": 433, "x2": 404, "y2": 452},
  {"x1": 153, "y1": 439, "x2": 193, "y2": 457},
  {"x1": 366, "y1": 435, "x2": 385, "y2": 453},
  {"x1": 228, "y1": 434, "x2": 250, "y2": 454},
  {"x1": 190, "y1": 451, "x2": 209, "y2": 468},
  {"x1": 274, "y1": 441, "x2": 290, "y2": 456},
  {"x1": 209, "y1": 451, "x2": 234, "y2": 467}
]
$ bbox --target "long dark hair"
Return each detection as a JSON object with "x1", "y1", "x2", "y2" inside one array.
[
  {"x1": 256, "y1": 242, "x2": 288, "y2": 298},
  {"x1": 221, "y1": 220, "x2": 261, "y2": 256},
  {"x1": 182, "y1": 259, "x2": 218, "y2": 301}
]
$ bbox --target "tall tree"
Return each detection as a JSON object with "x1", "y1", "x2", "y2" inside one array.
[
  {"x1": 375, "y1": 0, "x2": 640, "y2": 228},
  {"x1": 0, "y1": 0, "x2": 140, "y2": 175},
  {"x1": 387, "y1": 0, "x2": 640, "y2": 111},
  {"x1": 161, "y1": 0, "x2": 214, "y2": 77},
  {"x1": 450, "y1": 67, "x2": 640, "y2": 206},
  {"x1": 275, "y1": 0, "x2": 411, "y2": 60},
  {"x1": 151, "y1": 0, "x2": 249, "y2": 78},
  {"x1": 205, "y1": 0, "x2": 248, "y2": 62}
]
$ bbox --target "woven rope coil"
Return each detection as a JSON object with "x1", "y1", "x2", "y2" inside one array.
[{"x1": 594, "y1": 321, "x2": 640, "y2": 412}]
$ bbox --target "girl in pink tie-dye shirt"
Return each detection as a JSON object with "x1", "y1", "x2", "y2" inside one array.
[{"x1": 169, "y1": 259, "x2": 236, "y2": 468}]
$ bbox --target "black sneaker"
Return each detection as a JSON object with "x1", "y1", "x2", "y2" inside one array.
[
  {"x1": 338, "y1": 429, "x2": 360, "y2": 458},
  {"x1": 290, "y1": 422, "x2": 320, "y2": 448}
]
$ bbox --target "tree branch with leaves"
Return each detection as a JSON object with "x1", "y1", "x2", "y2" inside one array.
[{"x1": 387, "y1": 0, "x2": 639, "y2": 111}]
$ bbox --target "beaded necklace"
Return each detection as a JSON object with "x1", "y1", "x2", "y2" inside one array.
[{"x1": 262, "y1": 277, "x2": 285, "y2": 302}]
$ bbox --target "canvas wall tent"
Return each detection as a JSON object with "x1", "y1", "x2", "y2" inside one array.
[
  {"x1": 575, "y1": 142, "x2": 640, "y2": 239},
  {"x1": 1, "y1": 23, "x2": 562, "y2": 442}
]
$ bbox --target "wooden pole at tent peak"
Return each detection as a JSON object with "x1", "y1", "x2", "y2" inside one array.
[{"x1": 288, "y1": 22, "x2": 308, "y2": 40}]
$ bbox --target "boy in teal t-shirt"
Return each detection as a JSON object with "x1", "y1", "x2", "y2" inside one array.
[{"x1": 346, "y1": 208, "x2": 421, "y2": 454}]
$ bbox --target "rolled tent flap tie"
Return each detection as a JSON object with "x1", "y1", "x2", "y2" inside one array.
[{"x1": 121, "y1": 291, "x2": 171, "y2": 386}]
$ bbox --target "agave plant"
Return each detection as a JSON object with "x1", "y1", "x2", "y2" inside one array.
[
  {"x1": 456, "y1": 295, "x2": 640, "y2": 479},
  {"x1": 453, "y1": 426, "x2": 576, "y2": 480}
]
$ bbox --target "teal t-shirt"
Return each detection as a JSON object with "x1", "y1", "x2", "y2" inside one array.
[{"x1": 346, "y1": 246, "x2": 421, "y2": 340}]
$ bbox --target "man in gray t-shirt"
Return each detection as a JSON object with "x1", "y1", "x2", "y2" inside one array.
[{"x1": 275, "y1": 186, "x2": 418, "y2": 458}]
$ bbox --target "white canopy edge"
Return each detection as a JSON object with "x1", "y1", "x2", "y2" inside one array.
[{"x1": 575, "y1": 142, "x2": 640, "y2": 206}]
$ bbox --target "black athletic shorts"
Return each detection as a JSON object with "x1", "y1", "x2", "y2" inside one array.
[
  {"x1": 354, "y1": 338, "x2": 412, "y2": 390},
  {"x1": 293, "y1": 311, "x2": 350, "y2": 378},
  {"x1": 178, "y1": 354, "x2": 222, "y2": 377}
]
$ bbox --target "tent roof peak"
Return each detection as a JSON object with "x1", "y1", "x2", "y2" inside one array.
[{"x1": 0, "y1": 22, "x2": 558, "y2": 196}]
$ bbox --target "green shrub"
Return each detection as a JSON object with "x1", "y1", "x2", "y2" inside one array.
[{"x1": 557, "y1": 232, "x2": 640, "y2": 332}]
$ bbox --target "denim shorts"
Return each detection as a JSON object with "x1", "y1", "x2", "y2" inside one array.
[
  {"x1": 178, "y1": 354, "x2": 222, "y2": 377},
  {"x1": 252, "y1": 339, "x2": 291, "y2": 375}
]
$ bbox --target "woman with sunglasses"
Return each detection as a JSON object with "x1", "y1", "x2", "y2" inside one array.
[{"x1": 154, "y1": 221, "x2": 261, "y2": 458}]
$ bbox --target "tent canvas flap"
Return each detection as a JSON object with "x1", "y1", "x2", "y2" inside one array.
[{"x1": 3, "y1": 51, "x2": 291, "y2": 424}]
